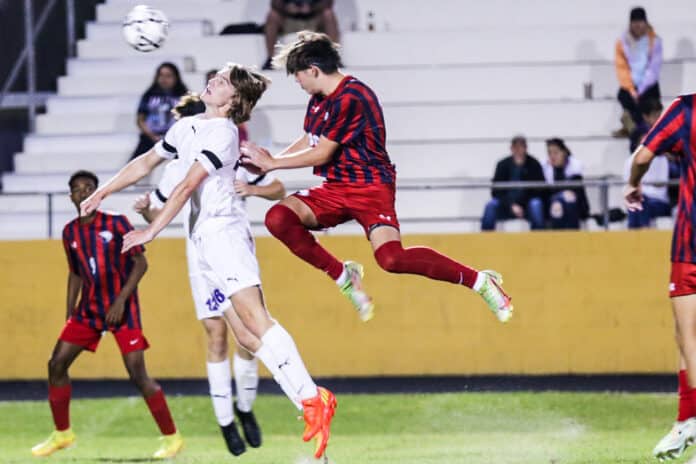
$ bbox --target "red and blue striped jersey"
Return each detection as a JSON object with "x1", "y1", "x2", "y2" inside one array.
[
  {"x1": 304, "y1": 75, "x2": 396, "y2": 184},
  {"x1": 643, "y1": 95, "x2": 695, "y2": 263},
  {"x1": 61, "y1": 211, "x2": 145, "y2": 330}
]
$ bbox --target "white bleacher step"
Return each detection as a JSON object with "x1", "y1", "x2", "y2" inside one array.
[
  {"x1": 36, "y1": 112, "x2": 137, "y2": 135},
  {"x1": 13, "y1": 151, "x2": 130, "y2": 174},
  {"x1": 655, "y1": 217, "x2": 675, "y2": 230},
  {"x1": 67, "y1": 56, "x2": 193, "y2": 76},
  {"x1": 57, "y1": 72, "x2": 203, "y2": 98},
  {"x1": 96, "y1": 0, "x2": 251, "y2": 33},
  {"x1": 496, "y1": 219, "x2": 531, "y2": 233},
  {"x1": 1, "y1": 172, "x2": 119, "y2": 193},
  {"x1": 24, "y1": 133, "x2": 137, "y2": 155},
  {"x1": 46, "y1": 95, "x2": 140, "y2": 115},
  {"x1": 87, "y1": 19, "x2": 213, "y2": 41}
]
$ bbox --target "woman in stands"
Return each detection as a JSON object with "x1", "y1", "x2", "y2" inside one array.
[
  {"x1": 130, "y1": 62, "x2": 188, "y2": 160},
  {"x1": 542, "y1": 138, "x2": 590, "y2": 229}
]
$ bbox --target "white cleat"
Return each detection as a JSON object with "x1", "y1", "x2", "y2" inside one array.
[
  {"x1": 476, "y1": 270, "x2": 513, "y2": 323},
  {"x1": 653, "y1": 418, "x2": 696, "y2": 461}
]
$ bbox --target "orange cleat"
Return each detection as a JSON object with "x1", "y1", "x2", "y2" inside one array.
[{"x1": 301, "y1": 387, "x2": 338, "y2": 458}]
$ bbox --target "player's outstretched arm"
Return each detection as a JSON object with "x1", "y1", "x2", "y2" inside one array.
[
  {"x1": 105, "y1": 253, "x2": 147, "y2": 326},
  {"x1": 122, "y1": 162, "x2": 209, "y2": 253},
  {"x1": 241, "y1": 137, "x2": 337, "y2": 173},
  {"x1": 624, "y1": 145, "x2": 656, "y2": 212},
  {"x1": 65, "y1": 271, "x2": 82, "y2": 321},
  {"x1": 234, "y1": 178, "x2": 286, "y2": 200},
  {"x1": 81, "y1": 148, "x2": 165, "y2": 216},
  {"x1": 276, "y1": 134, "x2": 310, "y2": 157}
]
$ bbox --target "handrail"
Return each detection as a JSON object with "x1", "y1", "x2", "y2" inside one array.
[{"x1": 0, "y1": 177, "x2": 679, "y2": 238}]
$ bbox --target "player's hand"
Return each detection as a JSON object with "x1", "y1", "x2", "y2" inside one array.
[
  {"x1": 623, "y1": 184, "x2": 644, "y2": 211},
  {"x1": 122, "y1": 228, "x2": 155, "y2": 254},
  {"x1": 511, "y1": 203, "x2": 525, "y2": 218},
  {"x1": 133, "y1": 193, "x2": 151, "y2": 214},
  {"x1": 105, "y1": 298, "x2": 126, "y2": 326},
  {"x1": 233, "y1": 180, "x2": 257, "y2": 198},
  {"x1": 240, "y1": 142, "x2": 275, "y2": 174},
  {"x1": 80, "y1": 190, "x2": 105, "y2": 217}
]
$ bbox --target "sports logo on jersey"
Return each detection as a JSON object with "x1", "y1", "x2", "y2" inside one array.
[
  {"x1": 312, "y1": 105, "x2": 321, "y2": 114},
  {"x1": 98, "y1": 231, "x2": 113, "y2": 243},
  {"x1": 71, "y1": 241, "x2": 78, "y2": 249},
  {"x1": 324, "y1": 111, "x2": 329, "y2": 121}
]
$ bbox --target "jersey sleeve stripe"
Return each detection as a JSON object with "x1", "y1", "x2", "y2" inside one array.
[
  {"x1": 162, "y1": 140, "x2": 177, "y2": 154},
  {"x1": 201, "y1": 149, "x2": 223, "y2": 169},
  {"x1": 154, "y1": 188, "x2": 168, "y2": 203}
]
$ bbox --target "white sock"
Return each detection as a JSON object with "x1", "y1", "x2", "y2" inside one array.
[
  {"x1": 472, "y1": 271, "x2": 485, "y2": 292},
  {"x1": 254, "y1": 323, "x2": 318, "y2": 410},
  {"x1": 207, "y1": 359, "x2": 234, "y2": 426},
  {"x1": 233, "y1": 352, "x2": 258, "y2": 413},
  {"x1": 335, "y1": 264, "x2": 348, "y2": 286}
]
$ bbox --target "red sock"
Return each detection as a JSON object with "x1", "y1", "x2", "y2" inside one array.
[
  {"x1": 265, "y1": 204, "x2": 343, "y2": 280},
  {"x1": 48, "y1": 384, "x2": 72, "y2": 431},
  {"x1": 374, "y1": 241, "x2": 479, "y2": 288},
  {"x1": 145, "y1": 389, "x2": 177, "y2": 435},
  {"x1": 678, "y1": 370, "x2": 696, "y2": 421}
]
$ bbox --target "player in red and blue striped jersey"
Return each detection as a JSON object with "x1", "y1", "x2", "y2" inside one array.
[
  {"x1": 241, "y1": 31, "x2": 512, "y2": 323},
  {"x1": 625, "y1": 95, "x2": 696, "y2": 460},
  {"x1": 32, "y1": 170, "x2": 182, "y2": 460}
]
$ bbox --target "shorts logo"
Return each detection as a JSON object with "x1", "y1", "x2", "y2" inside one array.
[
  {"x1": 670, "y1": 282, "x2": 676, "y2": 291},
  {"x1": 379, "y1": 214, "x2": 393, "y2": 221},
  {"x1": 206, "y1": 289, "x2": 226, "y2": 312},
  {"x1": 297, "y1": 189, "x2": 310, "y2": 197},
  {"x1": 129, "y1": 339, "x2": 139, "y2": 346},
  {"x1": 98, "y1": 231, "x2": 113, "y2": 243},
  {"x1": 71, "y1": 241, "x2": 78, "y2": 249}
]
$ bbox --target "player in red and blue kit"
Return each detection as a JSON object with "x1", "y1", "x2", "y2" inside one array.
[
  {"x1": 625, "y1": 95, "x2": 696, "y2": 460},
  {"x1": 241, "y1": 31, "x2": 513, "y2": 323},
  {"x1": 31, "y1": 170, "x2": 182, "y2": 459}
]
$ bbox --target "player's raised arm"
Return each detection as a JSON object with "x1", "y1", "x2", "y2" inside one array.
[
  {"x1": 122, "y1": 162, "x2": 209, "y2": 253},
  {"x1": 241, "y1": 136, "x2": 337, "y2": 173},
  {"x1": 80, "y1": 148, "x2": 165, "y2": 216}
]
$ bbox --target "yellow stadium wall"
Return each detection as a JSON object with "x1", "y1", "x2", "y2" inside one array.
[{"x1": 0, "y1": 231, "x2": 676, "y2": 379}]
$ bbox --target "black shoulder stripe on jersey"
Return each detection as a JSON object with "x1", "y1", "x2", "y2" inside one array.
[
  {"x1": 201, "y1": 150, "x2": 223, "y2": 169},
  {"x1": 162, "y1": 140, "x2": 177, "y2": 154},
  {"x1": 154, "y1": 188, "x2": 168, "y2": 203},
  {"x1": 250, "y1": 174, "x2": 267, "y2": 185}
]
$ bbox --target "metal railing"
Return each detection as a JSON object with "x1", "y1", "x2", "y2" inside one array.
[
  {"x1": 0, "y1": 177, "x2": 678, "y2": 239},
  {"x1": 0, "y1": 0, "x2": 76, "y2": 126}
]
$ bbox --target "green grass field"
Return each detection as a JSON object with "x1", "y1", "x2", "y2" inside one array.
[{"x1": 0, "y1": 392, "x2": 691, "y2": 463}]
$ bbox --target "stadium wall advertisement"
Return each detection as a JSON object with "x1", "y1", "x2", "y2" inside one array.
[{"x1": 0, "y1": 231, "x2": 675, "y2": 379}]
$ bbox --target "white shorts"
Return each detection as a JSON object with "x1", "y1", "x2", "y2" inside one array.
[{"x1": 188, "y1": 219, "x2": 261, "y2": 320}]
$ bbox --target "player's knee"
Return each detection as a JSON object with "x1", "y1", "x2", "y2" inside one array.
[
  {"x1": 48, "y1": 356, "x2": 67, "y2": 376},
  {"x1": 207, "y1": 333, "x2": 228, "y2": 359},
  {"x1": 374, "y1": 242, "x2": 403, "y2": 273},
  {"x1": 264, "y1": 204, "x2": 287, "y2": 237}
]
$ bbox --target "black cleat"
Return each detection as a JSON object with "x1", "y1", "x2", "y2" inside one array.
[
  {"x1": 220, "y1": 421, "x2": 246, "y2": 456},
  {"x1": 234, "y1": 402, "x2": 262, "y2": 448}
]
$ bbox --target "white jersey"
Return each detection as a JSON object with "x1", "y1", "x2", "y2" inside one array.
[{"x1": 154, "y1": 114, "x2": 243, "y2": 236}]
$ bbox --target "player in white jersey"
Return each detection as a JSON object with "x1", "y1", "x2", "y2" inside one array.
[
  {"x1": 135, "y1": 157, "x2": 285, "y2": 456},
  {"x1": 81, "y1": 63, "x2": 337, "y2": 459}
]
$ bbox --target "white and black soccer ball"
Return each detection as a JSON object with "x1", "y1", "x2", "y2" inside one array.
[{"x1": 122, "y1": 5, "x2": 169, "y2": 52}]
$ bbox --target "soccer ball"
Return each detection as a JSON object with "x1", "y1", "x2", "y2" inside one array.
[{"x1": 122, "y1": 5, "x2": 169, "y2": 52}]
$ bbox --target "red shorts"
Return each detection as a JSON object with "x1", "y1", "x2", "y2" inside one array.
[
  {"x1": 293, "y1": 181, "x2": 400, "y2": 238},
  {"x1": 59, "y1": 318, "x2": 150, "y2": 355},
  {"x1": 670, "y1": 262, "x2": 696, "y2": 297}
]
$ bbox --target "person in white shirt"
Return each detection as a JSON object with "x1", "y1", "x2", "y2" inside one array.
[{"x1": 81, "y1": 63, "x2": 337, "y2": 460}]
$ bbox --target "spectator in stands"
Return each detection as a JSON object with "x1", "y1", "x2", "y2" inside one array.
[
  {"x1": 481, "y1": 135, "x2": 546, "y2": 231},
  {"x1": 131, "y1": 62, "x2": 188, "y2": 160},
  {"x1": 543, "y1": 138, "x2": 590, "y2": 230},
  {"x1": 262, "y1": 1, "x2": 339, "y2": 70},
  {"x1": 612, "y1": 7, "x2": 662, "y2": 138},
  {"x1": 629, "y1": 97, "x2": 663, "y2": 153}
]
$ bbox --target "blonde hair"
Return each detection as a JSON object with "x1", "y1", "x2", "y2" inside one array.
[{"x1": 221, "y1": 62, "x2": 271, "y2": 124}]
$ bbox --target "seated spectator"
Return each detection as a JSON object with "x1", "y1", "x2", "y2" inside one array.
[
  {"x1": 481, "y1": 135, "x2": 545, "y2": 231},
  {"x1": 612, "y1": 7, "x2": 662, "y2": 138},
  {"x1": 263, "y1": 0, "x2": 339, "y2": 69},
  {"x1": 629, "y1": 97, "x2": 663, "y2": 153},
  {"x1": 131, "y1": 62, "x2": 188, "y2": 160},
  {"x1": 543, "y1": 138, "x2": 590, "y2": 230},
  {"x1": 623, "y1": 154, "x2": 670, "y2": 229}
]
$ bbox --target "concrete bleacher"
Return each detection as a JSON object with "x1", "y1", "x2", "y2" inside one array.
[{"x1": 1, "y1": 0, "x2": 695, "y2": 238}]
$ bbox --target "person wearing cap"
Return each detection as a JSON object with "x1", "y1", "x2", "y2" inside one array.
[
  {"x1": 481, "y1": 135, "x2": 546, "y2": 231},
  {"x1": 613, "y1": 6, "x2": 663, "y2": 138}
]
